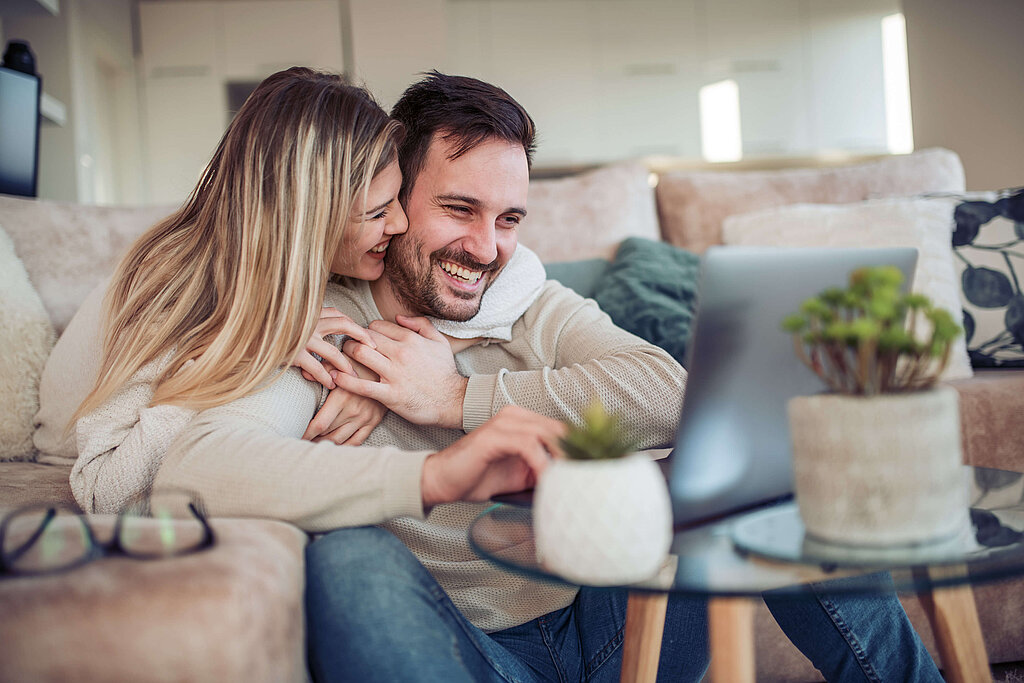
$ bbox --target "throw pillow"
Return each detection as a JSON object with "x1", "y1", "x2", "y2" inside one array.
[
  {"x1": 721, "y1": 198, "x2": 973, "y2": 381},
  {"x1": 590, "y1": 238, "x2": 701, "y2": 367},
  {"x1": 544, "y1": 258, "x2": 611, "y2": 299},
  {"x1": 519, "y1": 162, "x2": 660, "y2": 263},
  {"x1": 0, "y1": 195, "x2": 175, "y2": 334},
  {"x1": 656, "y1": 148, "x2": 965, "y2": 254},
  {"x1": 942, "y1": 188, "x2": 1024, "y2": 367},
  {"x1": 0, "y1": 225, "x2": 56, "y2": 461}
]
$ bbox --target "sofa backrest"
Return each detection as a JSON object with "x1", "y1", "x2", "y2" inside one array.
[{"x1": 0, "y1": 196, "x2": 177, "y2": 334}]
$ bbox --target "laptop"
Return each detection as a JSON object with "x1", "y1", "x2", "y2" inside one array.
[{"x1": 668, "y1": 246, "x2": 918, "y2": 528}]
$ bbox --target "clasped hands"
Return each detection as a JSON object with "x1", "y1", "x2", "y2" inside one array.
[{"x1": 291, "y1": 308, "x2": 565, "y2": 506}]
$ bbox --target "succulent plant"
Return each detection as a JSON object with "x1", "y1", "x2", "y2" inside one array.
[
  {"x1": 560, "y1": 400, "x2": 637, "y2": 460},
  {"x1": 781, "y1": 265, "x2": 962, "y2": 395}
]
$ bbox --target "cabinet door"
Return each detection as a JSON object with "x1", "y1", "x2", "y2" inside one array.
[
  {"x1": 221, "y1": 0, "x2": 344, "y2": 80},
  {"x1": 142, "y1": 75, "x2": 225, "y2": 204},
  {"x1": 138, "y1": 1, "x2": 218, "y2": 78}
]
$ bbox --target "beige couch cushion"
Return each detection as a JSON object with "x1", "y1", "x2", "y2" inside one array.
[
  {"x1": 722, "y1": 198, "x2": 973, "y2": 381},
  {"x1": 0, "y1": 195, "x2": 175, "y2": 334},
  {"x1": 0, "y1": 514, "x2": 308, "y2": 683},
  {"x1": 521, "y1": 162, "x2": 660, "y2": 262},
  {"x1": 655, "y1": 148, "x2": 966, "y2": 253},
  {"x1": 0, "y1": 226, "x2": 55, "y2": 461}
]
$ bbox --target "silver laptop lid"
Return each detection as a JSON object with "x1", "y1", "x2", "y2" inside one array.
[{"x1": 669, "y1": 246, "x2": 919, "y2": 525}]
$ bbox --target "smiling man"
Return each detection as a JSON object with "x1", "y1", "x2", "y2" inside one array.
[{"x1": 302, "y1": 72, "x2": 942, "y2": 683}]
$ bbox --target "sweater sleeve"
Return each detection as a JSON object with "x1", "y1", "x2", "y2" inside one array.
[
  {"x1": 153, "y1": 366, "x2": 430, "y2": 532},
  {"x1": 70, "y1": 354, "x2": 196, "y2": 514},
  {"x1": 462, "y1": 282, "x2": 686, "y2": 449}
]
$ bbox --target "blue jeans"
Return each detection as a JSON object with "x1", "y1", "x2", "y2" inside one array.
[{"x1": 305, "y1": 527, "x2": 941, "y2": 682}]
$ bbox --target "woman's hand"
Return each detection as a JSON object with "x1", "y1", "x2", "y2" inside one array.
[
  {"x1": 291, "y1": 307, "x2": 376, "y2": 389},
  {"x1": 420, "y1": 406, "x2": 566, "y2": 508},
  {"x1": 302, "y1": 386, "x2": 387, "y2": 445},
  {"x1": 333, "y1": 315, "x2": 468, "y2": 429}
]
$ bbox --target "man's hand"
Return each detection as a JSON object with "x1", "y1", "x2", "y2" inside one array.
[
  {"x1": 420, "y1": 406, "x2": 566, "y2": 508},
  {"x1": 291, "y1": 307, "x2": 377, "y2": 389},
  {"x1": 303, "y1": 387, "x2": 387, "y2": 445},
  {"x1": 334, "y1": 315, "x2": 468, "y2": 429}
]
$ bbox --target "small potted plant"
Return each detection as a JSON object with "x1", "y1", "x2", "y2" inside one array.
[
  {"x1": 782, "y1": 265, "x2": 970, "y2": 546},
  {"x1": 533, "y1": 400, "x2": 672, "y2": 585}
]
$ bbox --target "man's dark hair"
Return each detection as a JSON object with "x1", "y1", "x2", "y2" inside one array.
[{"x1": 390, "y1": 71, "x2": 536, "y2": 201}]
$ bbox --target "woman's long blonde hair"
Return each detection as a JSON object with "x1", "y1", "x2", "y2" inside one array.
[{"x1": 75, "y1": 68, "x2": 401, "y2": 420}]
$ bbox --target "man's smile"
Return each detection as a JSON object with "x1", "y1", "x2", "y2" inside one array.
[{"x1": 438, "y1": 259, "x2": 484, "y2": 286}]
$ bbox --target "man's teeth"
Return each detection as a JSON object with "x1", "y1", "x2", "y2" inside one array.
[
  {"x1": 439, "y1": 261, "x2": 482, "y2": 283},
  {"x1": 370, "y1": 243, "x2": 387, "y2": 253}
]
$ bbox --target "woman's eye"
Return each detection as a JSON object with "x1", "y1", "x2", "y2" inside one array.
[{"x1": 371, "y1": 209, "x2": 388, "y2": 220}]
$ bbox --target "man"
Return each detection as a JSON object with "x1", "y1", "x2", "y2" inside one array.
[{"x1": 299, "y1": 72, "x2": 941, "y2": 682}]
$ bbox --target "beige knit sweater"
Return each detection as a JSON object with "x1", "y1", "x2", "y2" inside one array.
[{"x1": 155, "y1": 278, "x2": 686, "y2": 631}]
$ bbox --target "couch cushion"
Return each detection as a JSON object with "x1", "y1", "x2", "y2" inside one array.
[
  {"x1": 0, "y1": 461, "x2": 76, "y2": 512},
  {"x1": 655, "y1": 148, "x2": 966, "y2": 254},
  {"x1": 521, "y1": 162, "x2": 660, "y2": 263},
  {"x1": 590, "y1": 238, "x2": 701, "y2": 368},
  {"x1": 0, "y1": 195, "x2": 175, "y2": 334},
  {"x1": 722, "y1": 198, "x2": 973, "y2": 381},
  {"x1": 0, "y1": 226, "x2": 55, "y2": 461},
  {"x1": 948, "y1": 369, "x2": 1024, "y2": 472},
  {"x1": 0, "y1": 514, "x2": 308, "y2": 683}
]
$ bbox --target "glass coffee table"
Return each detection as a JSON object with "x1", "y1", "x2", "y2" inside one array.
[{"x1": 469, "y1": 465, "x2": 1024, "y2": 683}]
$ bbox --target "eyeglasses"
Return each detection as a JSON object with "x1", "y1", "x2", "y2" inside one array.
[{"x1": 0, "y1": 489, "x2": 215, "y2": 577}]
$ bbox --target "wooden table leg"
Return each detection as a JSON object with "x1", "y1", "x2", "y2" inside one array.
[
  {"x1": 917, "y1": 566, "x2": 989, "y2": 683},
  {"x1": 708, "y1": 597, "x2": 755, "y2": 683},
  {"x1": 620, "y1": 591, "x2": 669, "y2": 683}
]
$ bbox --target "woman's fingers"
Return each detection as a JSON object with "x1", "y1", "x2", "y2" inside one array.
[
  {"x1": 293, "y1": 351, "x2": 335, "y2": 389},
  {"x1": 315, "y1": 312, "x2": 376, "y2": 349}
]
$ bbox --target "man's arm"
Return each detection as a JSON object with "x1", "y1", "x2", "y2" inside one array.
[
  {"x1": 154, "y1": 367, "x2": 564, "y2": 532},
  {"x1": 462, "y1": 281, "x2": 685, "y2": 449}
]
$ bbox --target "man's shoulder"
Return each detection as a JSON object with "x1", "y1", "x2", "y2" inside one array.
[{"x1": 522, "y1": 279, "x2": 592, "y2": 319}]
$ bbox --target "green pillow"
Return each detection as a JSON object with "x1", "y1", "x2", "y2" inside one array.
[
  {"x1": 590, "y1": 238, "x2": 701, "y2": 366},
  {"x1": 544, "y1": 258, "x2": 611, "y2": 299}
]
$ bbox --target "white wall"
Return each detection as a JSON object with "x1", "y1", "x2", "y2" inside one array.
[{"x1": 904, "y1": 0, "x2": 1024, "y2": 190}]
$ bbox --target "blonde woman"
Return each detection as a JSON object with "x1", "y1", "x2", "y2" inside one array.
[{"x1": 38, "y1": 67, "x2": 562, "y2": 515}]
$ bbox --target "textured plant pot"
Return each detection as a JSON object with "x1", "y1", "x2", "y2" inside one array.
[
  {"x1": 533, "y1": 453, "x2": 672, "y2": 585},
  {"x1": 788, "y1": 386, "x2": 970, "y2": 546}
]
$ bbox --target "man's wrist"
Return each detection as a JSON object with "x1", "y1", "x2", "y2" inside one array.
[{"x1": 442, "y1": 375, "x2": 469, "y2": 430}]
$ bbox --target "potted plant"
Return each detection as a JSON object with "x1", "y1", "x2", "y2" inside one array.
[
  {"x1": 782, "y1": 265, "x2": 970, "y2": 546},
  {"x1": 533, "y1": 400, "x2": 673, "y2": 585}
]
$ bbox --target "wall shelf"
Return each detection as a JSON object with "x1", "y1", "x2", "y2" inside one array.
[{"x1": 40, "y1": 91, "x2": 65, "y2": 125}]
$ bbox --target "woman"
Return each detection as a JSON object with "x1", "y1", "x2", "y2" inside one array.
[{"x1": 46, "y1": 67, "x2": 560, "y2": 515}]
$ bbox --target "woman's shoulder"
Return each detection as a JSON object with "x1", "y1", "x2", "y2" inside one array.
[{"x1": 324, "y1": 278, "x2": 376, "y2": 325}]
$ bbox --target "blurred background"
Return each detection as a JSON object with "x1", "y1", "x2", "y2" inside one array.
[{"x1": 0, "y1": 0, "x2": 1021, "y2": 206}]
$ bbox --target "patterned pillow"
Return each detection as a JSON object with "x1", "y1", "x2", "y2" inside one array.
[{"x1": 947, "y1": 188, "x2": 1024, "y2": 367}]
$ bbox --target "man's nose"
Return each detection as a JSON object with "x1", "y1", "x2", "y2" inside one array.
[{"x1": 462, "y1": 219, "x2": 498, "y2": 265}]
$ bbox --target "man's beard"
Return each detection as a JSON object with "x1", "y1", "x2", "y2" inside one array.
[{"x1": 383, "y1": 234, "x2": 500, "y2": 321}]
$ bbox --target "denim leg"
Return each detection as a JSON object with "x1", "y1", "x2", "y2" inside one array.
[
  {"x1": 763, "y1": 572, "x2": 943, "y2": 682},
  {"x1": 489, "y1": 588, "x2": 708, "y2": 683},
  {"x1": 304, "y1": 526, "x2": 539, "y2": 683}
]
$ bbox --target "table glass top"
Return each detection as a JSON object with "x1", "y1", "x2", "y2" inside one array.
[{"x1": 468, "y1": 466, "x2": 1024, "y2": 598}]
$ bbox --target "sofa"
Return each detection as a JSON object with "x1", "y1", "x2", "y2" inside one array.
[{"x1": 2, "y1": 147, "x2": 1022, "y2": 681}]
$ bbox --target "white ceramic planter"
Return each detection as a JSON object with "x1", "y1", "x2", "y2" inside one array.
[
  {"x1": 788, "y1": 385, "x2": 970, "y2": 547},
  {"x1": 533, "y1": 453, "x2": 672, "y2": 585}
]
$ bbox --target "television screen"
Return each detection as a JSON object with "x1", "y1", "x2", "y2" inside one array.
[{"x1": 0, "y1": 66, "x2": 41, "y2": 197}]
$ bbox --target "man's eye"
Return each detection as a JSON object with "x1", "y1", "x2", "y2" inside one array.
[
  {"x1": 445, "y1": 205, "x2": 471, "y2": 215},
  {"x1": 501, "y1": 215, "x2": 521, "y2": 227}
]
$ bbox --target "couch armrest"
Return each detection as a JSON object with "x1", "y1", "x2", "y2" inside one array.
[{"x1": 947, "y1": 369, "x2": 1024, "y2": 472}]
